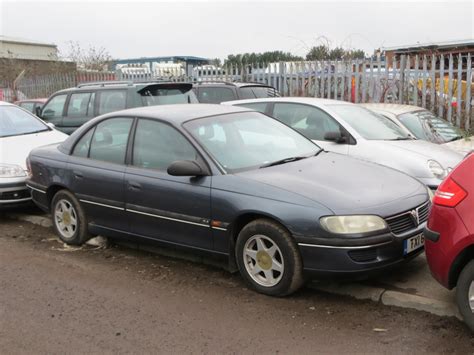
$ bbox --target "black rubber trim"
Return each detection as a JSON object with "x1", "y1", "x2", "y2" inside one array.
[
  {"x1": 295, "y1": 232, "x2": 393, "y2": 247},
  {"x1": 423, "y1": 226, "x2": 440, "y2": 242},
  {"x1": 126, "y1": 203, "x2": 210, "y2": 226},
  {"x1": 76, "y1": 193, "x2": 124, "y2": 209}
]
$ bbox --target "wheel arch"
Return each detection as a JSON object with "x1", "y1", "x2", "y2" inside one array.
[
  {"x1": 448, "y1": 244, "x2": 474, "y2": 289},
  {"x1": 46, "y1": 184, "x2": 71, "y2": 208},
  {"x1": 227, "y1": 211, "x2": 292, "y2": 272}
]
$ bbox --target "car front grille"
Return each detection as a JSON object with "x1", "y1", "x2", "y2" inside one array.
[
  {"x1": 385, "y1": 201, "x2": 430, "y2": 235},
  {"x1": 0, "y1": 189, "x2": 31, "y2": 201}
]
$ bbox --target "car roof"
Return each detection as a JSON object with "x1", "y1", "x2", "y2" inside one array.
[
  {"x1": 52, "y1": 81, "x2": 193, "y2": 95},
  {"x1": 102, "y1": 103, "x2": 253, "y2": 124},
  {"x1": 0, "y1": 101, "x2": 14, "y2": 106},
  {"x1": 195, "y1": 81, "x2": 274, "y2": 88},
  {"x1": 15, "y1": 98, "x2": 47, "y2": 103},
  {"x1": 359, "y1": 103, "x2": 425, "y2": 115},
  {"x1": 223, "y1": 97, "x2": 350, "y2": 107}
]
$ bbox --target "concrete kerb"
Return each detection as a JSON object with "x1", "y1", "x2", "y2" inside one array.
[{"x1": 5, "y1": 212, "x2": 461, "y2": 319}]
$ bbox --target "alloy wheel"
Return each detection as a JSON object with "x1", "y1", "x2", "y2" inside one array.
[
  {"x1": 54, "y1": 199, "x2": 78, "y2": 240},
  {"x1": 243, "y1": 234, "x2": 284, "y2": 287}
]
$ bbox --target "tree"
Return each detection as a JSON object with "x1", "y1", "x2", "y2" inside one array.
[
  {"x1": 306, "y1": 45, "x2": 366, "y2": 61},
  {"x1": 306, "y1": 45, "x2": 330, "y2": 61},
  {"x1": 64, "y1": 41, "x2": 112, "y2": 71},
  {"x1": 224, "y1": 51, "x2": 304, "y2": 66}
]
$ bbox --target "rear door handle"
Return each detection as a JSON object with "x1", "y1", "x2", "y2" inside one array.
[
  {"x1": 73, "y1": 171, "x2": 84, "y2": 179},
  {"x1": 128, "y1": 181, "x2": 142, "y2": 191}
]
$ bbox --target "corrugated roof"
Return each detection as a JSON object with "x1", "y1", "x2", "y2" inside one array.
[
  {"x1": 382, "y1": 39, "x2": 474, "y2": 52},
  {"x1": 0, "y1": 36, "x2": 57, "y2": 48}
]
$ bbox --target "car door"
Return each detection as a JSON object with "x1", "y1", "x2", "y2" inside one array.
[
  {"x1": 62, "y1": 92, "x2": 95, "y2": 134},
  {"x1": 67, "y1": 116, "x2": 134, "y2": 232},
  {"x1": 124, "y1": 118, "x2": 213, "y2": 250},
  {"x1": 271, "y1": 102, "x2": 350, "y2": 154},
  {"x1": 40, "y1": 93, "x2": 68, "y2": 131}
]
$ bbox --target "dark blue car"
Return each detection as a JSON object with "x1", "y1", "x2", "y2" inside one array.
[{"x1": 27, "y1": 104, "x2": 430, "y2": 296}]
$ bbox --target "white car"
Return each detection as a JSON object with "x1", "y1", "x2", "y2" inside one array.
[
  {"x1": 360, "y1": 103, "x2": 474, "y2": 156},
  {"x1": 223, "y1": 98, "x2": 464, "y2": 189},
  {"x1": 0, "y1": 101, "x2": 68, "y2": 208}
]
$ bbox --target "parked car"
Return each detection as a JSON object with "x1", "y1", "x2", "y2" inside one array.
[
  {"x1": 0, "y1": 101, "x2": 67, "y2": 209},
  {"x1": 360, "y1": 103, "x2": 473, "y2": 155},
  {"x1": 424, "y1": 153, "x2": 474, "y2": 331},
  {"x1": 14, "y1": 98, "x2": 47, "y2": 115},
  {"x1": 38, "y1": 81, "x2": 198, "y2": 134},
  {"x1": 223, "y1": 98, "x2": 463, "y2": 189},
  {"x1": 194, "y1": 82, "x2": 280, "y2": 104},
  {"x1": 27, "y1": 104, "x2": 431, "y2": 296}
]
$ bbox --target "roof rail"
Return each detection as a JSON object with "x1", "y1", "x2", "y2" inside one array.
[
  {"x1": 194, "y1": 80, "x2": 236, "y2": 85},
  {"x1": 76, "y1": 81, "x2": 134, "y2": 88}
]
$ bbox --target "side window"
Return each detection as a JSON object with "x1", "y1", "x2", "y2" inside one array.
[
  {"x1": 235, "y1": 102, "x2": 268, "y2": 114},
  {"x1": 41, "y1": 94, "x2": 67, "y2": 120},
  {"x1": 88, "y1": 118, "x2": 133, "y2": 164},
  {"x1": 72, "y1": 128, "x2": 95, "y2": 158},
  {"x1": 132, "y1": 119, "x2": 199, "y2": 171},
  {"x1": 97, "y1": 90, "x2": 127, "y2": 115},
  {"x1": 197, "y1": 87, "x2": 236, "y2": 104},
  {"x1": 273, "y1": 103, "x2": 341, "y2": 141},
  {"x1": 67, "y1": 92, "x2": 94, "y2": 117}
]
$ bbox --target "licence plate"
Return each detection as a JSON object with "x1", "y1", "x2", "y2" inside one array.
[{"x1": 403, "y1": 233, "x2": 425, "y2": 255}]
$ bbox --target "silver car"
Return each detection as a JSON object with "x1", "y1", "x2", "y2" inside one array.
[
  {"x1": 359, "y1": 103, "x2": 474, "y2": 156},
  {"x1": 223, "y1": 98, "x2": 464, "y2": 189}
]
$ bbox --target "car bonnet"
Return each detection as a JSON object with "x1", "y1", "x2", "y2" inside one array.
[{"x1": 236, "y1": 151, "x2": 428, "y2": 216}]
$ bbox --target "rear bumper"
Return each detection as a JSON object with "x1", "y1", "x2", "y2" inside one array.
[
  {"x1": 0, "y1": 180, "x2": 32, "y2": 209},
  {"x1": 298, "y1": 226, "x2": 425, "y2": 279}
]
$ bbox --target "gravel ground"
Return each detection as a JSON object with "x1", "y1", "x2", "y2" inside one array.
[{"x1": 0, "y1": 218, "x2": 473, "y2": 354}]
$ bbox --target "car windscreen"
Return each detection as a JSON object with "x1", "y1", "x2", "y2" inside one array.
[
  {"x1": 184, "y1": 111, "x2": 320, "y2": 173},
  {"x1": 398, "y1": 110, "x2": 465, "y2": 143},
  {"x1": 328, "y1": 105, "x2": 410, "y2": 140},
  {"x1": 139, "y1": 84, "x2": 198, "y2": 106},
  {"x1": 239, "y1": 86, "x2": 280, "y2": 99},
  {"x1": 0, "y1": 106, "x2": 49, "y2": 138}
]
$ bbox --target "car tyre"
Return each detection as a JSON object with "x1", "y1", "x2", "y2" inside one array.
[
  {"x1": 51, "y1": 190, "x2": 91, "y2": 246},
  {"x1": 235, "y1": 219, "x2": 304, "y2": 296},
  {"x1": 456, "y1": 260, "x2": 474, "y2": 332}
]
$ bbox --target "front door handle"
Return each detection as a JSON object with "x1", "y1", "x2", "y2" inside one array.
[{"x1": 128, "y1": 181, "x2": 142, "y2": 191}]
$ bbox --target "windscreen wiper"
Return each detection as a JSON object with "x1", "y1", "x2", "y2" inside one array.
[{"x1": 259, "y1": 156, "x2": 308, "y2": 169}]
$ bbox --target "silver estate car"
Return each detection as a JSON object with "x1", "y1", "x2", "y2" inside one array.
[{"x1": 223, "y1": 98, "x2": 464, "y2": 189}]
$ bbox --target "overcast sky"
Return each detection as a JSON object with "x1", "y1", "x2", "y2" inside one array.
[{"x1": 1, "y1": 0, "x2": 473, "y2": 60}]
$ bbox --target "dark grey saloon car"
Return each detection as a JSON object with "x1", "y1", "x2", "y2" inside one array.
[{"x1": 27, "y1": 104, "x2": 430, "y2": 296}]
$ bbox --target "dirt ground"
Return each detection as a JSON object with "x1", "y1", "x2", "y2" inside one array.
[{"x1": 1, "y1": 218, "x2": 473, "y2": 354}]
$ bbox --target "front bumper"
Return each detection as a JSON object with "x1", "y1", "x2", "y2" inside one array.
[
  {"x1": 0, "y1": 180, "x2": 32, "y2": 209},
  {"x1": 298, "y1": 225, "x2": 425, "y2": 279}
]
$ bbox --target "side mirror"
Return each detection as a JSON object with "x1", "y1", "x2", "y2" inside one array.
[
  {"x1": 167, "y1": 160, "x2": 207, "y2": 177},
  {"x1": 324, "y1": 131, "x2": 347, "y2": 144},
  {"x1": 35, "y1": 106, "x2": 42, "y2": 117}
]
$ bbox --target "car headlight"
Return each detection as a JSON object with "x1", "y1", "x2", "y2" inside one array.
[
  {"x1": 320, "y1": 215, "x2": 388, "y2": 235},
  {"x1": 428, "y1": 160, "x2": 447, "y2": 180},
  {"x1": 0, "y1": 164, "x2": 27, "y2": 178}
]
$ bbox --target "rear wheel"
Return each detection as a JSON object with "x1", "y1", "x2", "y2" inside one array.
[
  {"x1": 456, "y1": 260, "x2": 474, "y2": 332},
  {"x1": 51, "y1": 190, "x2": 91, "y2": 245},
  {"x1": 235, "y1": 219, "x2": 304, "y2": 296}
]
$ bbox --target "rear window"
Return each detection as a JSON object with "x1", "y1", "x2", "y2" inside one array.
[
  {"x1": 140, "y1": 84, "x2": 198, "y2": 106},
  {"x1": 239, "y1": 86, "x2": 280, "y2": 100}
]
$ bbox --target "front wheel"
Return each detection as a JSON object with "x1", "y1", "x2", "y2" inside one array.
[
  {"x1": 51, "y1": 190, "x2": 91, "y2": 245},
  {"x1": 456, "y1": 260, "x2": 474, "y2": 332},
  {"x1": 235, "y1": 219, "x2": 304, "y2": 296}
]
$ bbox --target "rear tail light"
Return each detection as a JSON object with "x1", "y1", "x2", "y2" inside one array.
[{"x1": 433, "y1": 177, "x2": 467, "y2": 207}]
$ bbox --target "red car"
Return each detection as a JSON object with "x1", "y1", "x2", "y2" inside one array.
[{"x1": 425, "y1": 153, "x2": 474, "y2": 331}]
